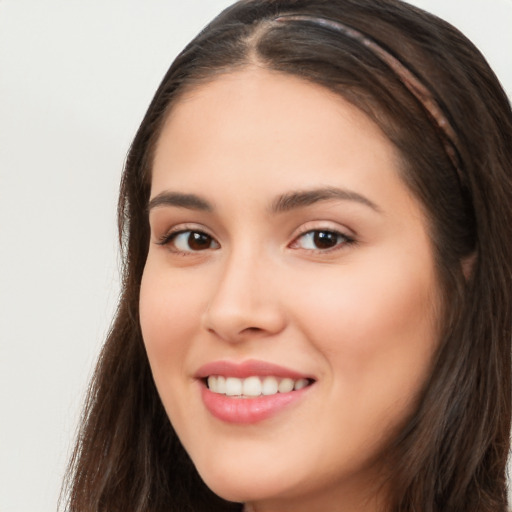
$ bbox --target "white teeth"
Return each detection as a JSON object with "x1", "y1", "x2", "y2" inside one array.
[
  {"x1": 294, "y1": 378, "x2": 309, "y2": 390},
  {"x1": 207, "y1": 375, "x2": 216, "y2": 391},
  {"x1": 208, "y1": 375, "x2": 227, "y2": 394},
  {"x1": 261, "y1": 376, "x2": 278, "y2": 395},
  {"x1": 207, "y1": 375, "x2": 311, "y2": 397},
  {"x1": 242, "y1": 376, "x2": 262, "y2": 397},
  {"x1": 225, "y1": 377, "x2": 243, "y2": 396},
  {"x1": 278, "y1": 378, "x2": 294, "y2": 393},
  {"x1": 216, "y1": 375, "x2": 226, "y2": 394}
]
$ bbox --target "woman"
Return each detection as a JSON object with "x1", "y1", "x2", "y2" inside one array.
[{"x1": 63, "y1": 1, "x2": 512, "y2": 511}]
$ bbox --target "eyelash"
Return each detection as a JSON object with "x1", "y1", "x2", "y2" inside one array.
[
  {"x1": 156, "y1": 227, "x2": 219, "y2": 255},
  {"x1": 156, "y1": 227, "x2": 355, "y2": 255},
  {"x1": 290, "y1": 229, "x2": 355, "y2": 253}
]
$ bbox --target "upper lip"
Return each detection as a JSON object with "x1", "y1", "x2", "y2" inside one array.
[{"x1": 195, "y1": 359, "x2": 314, "y2": 380}]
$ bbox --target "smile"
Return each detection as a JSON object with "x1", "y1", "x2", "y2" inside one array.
[
  {"x1": 207, "y1": 375, "x2": 311, "y2": 397},
  {"x1": 196, "y1": 360, "x2": 315, "y2": 423}
]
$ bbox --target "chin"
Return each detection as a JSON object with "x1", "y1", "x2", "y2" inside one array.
[{"x1": 195, "y1": 460, "x2": 297, "y2": 504}]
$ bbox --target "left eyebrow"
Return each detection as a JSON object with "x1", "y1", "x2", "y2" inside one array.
[
  {"x1": 270, "y1": 186, "x2": 381, "y2": 213},
  {"x1": 147, "y1": 191, "x2": 213, "y2": 212}
]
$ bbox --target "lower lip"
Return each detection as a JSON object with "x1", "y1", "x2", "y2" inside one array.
[{"x1": 200, "y1": 384, "x2": 310, "y2": 424}]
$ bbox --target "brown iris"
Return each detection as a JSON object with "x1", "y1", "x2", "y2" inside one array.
[
  {"x1": 187, "y1": 232, "x2": 213, "y2": 250},
  {"x1": 312, "y1": 231, "x2": 340, "y2": 249}
]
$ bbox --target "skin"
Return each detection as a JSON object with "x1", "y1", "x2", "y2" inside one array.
[{"x1": 139, "y1": 67, "x2": 441, "y2": 512}]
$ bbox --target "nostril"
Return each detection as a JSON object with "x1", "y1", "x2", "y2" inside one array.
[{"x1": 201, "y1": 298, "x2": 286, "y2": 342}]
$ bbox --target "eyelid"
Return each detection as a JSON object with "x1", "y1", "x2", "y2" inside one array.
[
  {"x1": 289, "y1": 220, "x2": 355, "y2": 241},
  {"x1": 154, "y1": 222, "x2": 209, "y2": 240},
  {"x1": 154, "y1": 223, "x2": 220, "y2": 250},
  {"x1": 288, "y1": 222, "x2": 357, "y2": 253}
]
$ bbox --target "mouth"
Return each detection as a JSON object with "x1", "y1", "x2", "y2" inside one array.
[
  {"x1": 196, "y1": 360, "x2": 316, "y2": 423},
  {"x1": 205, "y1": 375, "x2": 314, "y2": 398}
]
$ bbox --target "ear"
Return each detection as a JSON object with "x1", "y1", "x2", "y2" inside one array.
[{"x1": 462, "y1": 252, "x2": 477, "y2": 279}]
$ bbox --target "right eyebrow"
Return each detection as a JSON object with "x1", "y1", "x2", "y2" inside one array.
[
  {"x1": 270, "y1": 186, "x2": 381, "y2": 214},
  {"x1": 147, "y1": 191, "x2": 213, "y2": 212}
]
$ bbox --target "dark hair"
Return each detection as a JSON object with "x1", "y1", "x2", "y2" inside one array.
[{"x1": 62, "y1": 1, "x2": 512, "y2": 511}]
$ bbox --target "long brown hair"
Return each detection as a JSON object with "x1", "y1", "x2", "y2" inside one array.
[{"x1": 62, "y1": 1, "x2": 512, "y2": 510}]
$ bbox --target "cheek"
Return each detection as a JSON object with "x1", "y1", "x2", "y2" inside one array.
[
  {"x1": 289, "y1": 251, "x2": 439, "y2": 417},
  {"x1": 139, "y1": 263, "x2": 203, "y2": 378}
]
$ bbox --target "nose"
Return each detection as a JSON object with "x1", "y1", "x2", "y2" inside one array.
[{"x1": 201, "y1": 248, "x2": 286, "y2": 343}]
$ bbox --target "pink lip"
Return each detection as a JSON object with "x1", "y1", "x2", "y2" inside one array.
[
  {"x1": 195, "y1": 359, "x2": 312, "y2": 380},
  {"x1": 200, "y1": 385, "x2": 310, "y2": 424},
  {"x1": 195, "y1": 359, "x2": 315, "y2": 424}
]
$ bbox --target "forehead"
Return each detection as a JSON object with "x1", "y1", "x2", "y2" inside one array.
[{"x1": 151, "y1": 67, "x2": 403, "y2": 197}]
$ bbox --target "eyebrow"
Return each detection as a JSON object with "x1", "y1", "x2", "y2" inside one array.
[
  {"x1": 147, "y1": 186, "x2": 380, "y2": 214},
  {"x1": 147, "y1": 191, "x2": 213, "y2": 212},
  {"x1": 270, "y1": 187, "x2": 380, "y2": 213}
]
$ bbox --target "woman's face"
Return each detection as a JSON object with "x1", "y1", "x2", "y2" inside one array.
[{"x1": 140, "y1": 68, "x2": 441, "y2": 511}]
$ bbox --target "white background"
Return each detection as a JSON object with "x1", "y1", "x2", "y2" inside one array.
[{"x1": 0, "y1": 1, "x2": 511, "y2": 511}]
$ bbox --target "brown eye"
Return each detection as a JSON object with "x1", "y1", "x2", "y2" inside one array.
[
  {"x1": 171, "y1": 230, "x2": 219, "y2": 252},
  {"x1": 188, "y1": 232, "x2": 213, "y2": 250},
  {"x1": 294, "y1": 230, "x2": 352, "y2": 251},
  {"x1": 312, "y1": 231, "x2": 340, "y2": 249}
]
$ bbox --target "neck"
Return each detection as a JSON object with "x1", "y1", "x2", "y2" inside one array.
[{"x1": 242, "y1": 479, "x2": 385, "y2": 512}]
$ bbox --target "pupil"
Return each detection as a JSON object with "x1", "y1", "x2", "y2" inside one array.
[
  {"x1": 313, "y1": 231, "x2": 338, "y2": 249},
  {"x1": 188, "y1": 232, "x2": 211, "y2": 250}
]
